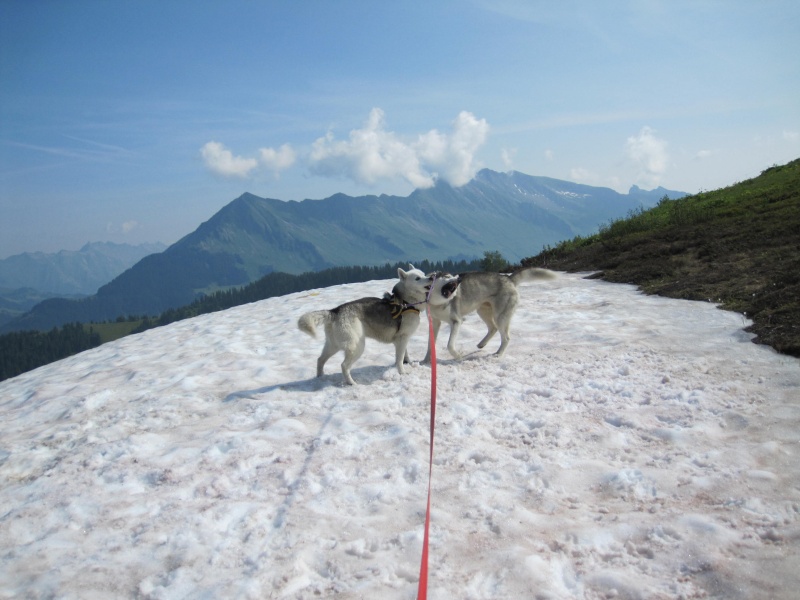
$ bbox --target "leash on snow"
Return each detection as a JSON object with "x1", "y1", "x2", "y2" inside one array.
[{"x1": 416, "y1": 275, "x2": 438, "y2": 600}]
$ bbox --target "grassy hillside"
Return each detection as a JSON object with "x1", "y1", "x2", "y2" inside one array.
[
  {"x1": 521, "y1": 158, "x2": 800, "y2": 357},
  {"x1": 84, "y1": 320, "x2": 145, "y2": 344}
]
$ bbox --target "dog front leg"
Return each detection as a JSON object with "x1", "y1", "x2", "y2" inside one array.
[
  {"x1": 447, "y1": 318, "x2": 464, "y2": 360},
  {"x1": 395, "y1": 338, "x2": 410, "y2": 375}
]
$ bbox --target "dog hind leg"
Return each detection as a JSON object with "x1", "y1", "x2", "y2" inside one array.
[
  {"x1": 340, "y1": 336, "x2": 366, "y2": 385},
  {"x1": 493, "y1": 305, "x2": 517, "y2": 357},
  {"x1": 317, "y1": 338, "x2": 338, "y2": 378},
  {"x1": 476, "y1": 302, "x2": 498, "y2": 349}
]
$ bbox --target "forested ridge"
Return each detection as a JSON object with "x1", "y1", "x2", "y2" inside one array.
[
  {"x1": 131, "y1": 258, "x2": 482, "y2": 334},
  {"x1": 0, "y1": 323, "x2": 101, "y2": 381}
]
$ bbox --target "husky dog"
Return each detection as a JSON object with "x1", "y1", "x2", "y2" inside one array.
[
  {"x1": 424, "y1": 267, "x2": 556, "y2": 361},
  {"x1": 298, "y1": 265, "x2": 460, "y2": 385}
]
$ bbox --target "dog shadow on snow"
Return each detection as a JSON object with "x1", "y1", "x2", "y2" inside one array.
[
  {"x1": 223, "y1": 354, "x2": 484, "y2": 403},
  {"x1": 221, "y1": 364, "x2": 420, "y2": 402}
]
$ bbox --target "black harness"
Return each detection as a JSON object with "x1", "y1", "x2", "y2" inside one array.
[{"x1": 382, "y1": 292, "x2": 420, "y2": 328}]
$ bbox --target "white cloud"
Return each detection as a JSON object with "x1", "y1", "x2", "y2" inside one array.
[
  {"x1": 309, "y1": 108, "x2": 489, "y2": 188},
  {"x1": 417, "y1": 110, "x2": 490, "y2": 186},
  {"x1": 201, "y1": 141, "x2": 258, "y2": 178},
  {"x1": 200, "y1": 141, "x2": 296, "y2": 179},
  {"x1": 121, "y1": 220, "x2": 138, "y2": 234},
  {"x1": 570, "y1": 167, "x2": 593, "y2": 182},
  {"x1": 501, "y1": 147, "x2": 516, "y2": 170},
  {"x1": 544, "y1": 149, "x2": 554, "y2": 161},
  {"x1": 201, "y1": 109, "x2": 488, "y2": 188},
  {"x1": 259, "y1": 144, "x2": 296, "y2": 174},
  {"x1": 310, "y1": 108, "x2": 431, "y2": 188},
  {"x1": 694, "y1": 149, "x2": 712, "y2": 160},
  {"x1": 784, "y1": 130, "x2": 799, "y2": 142},
  {"x1": 625, "y1": 126, "x2": 669, "y2": 187},
  {"x1": 569, "y1": 167, "x2": 621, "y2": 190},
  {"x1": 106, "y1": 220, "x2": 140, "y2": 235}
]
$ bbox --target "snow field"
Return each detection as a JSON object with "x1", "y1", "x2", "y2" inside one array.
[{"x1": 1, "y1": 273, "x2": 799, "y2": 599}]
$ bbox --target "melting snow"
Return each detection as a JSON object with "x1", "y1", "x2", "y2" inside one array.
[{"x1": 1, "y1": 273, "x2": 799, "y2": 599}]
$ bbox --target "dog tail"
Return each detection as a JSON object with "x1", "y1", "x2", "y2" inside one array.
[
  {"x1": 510, "y1": 267, "x2": 557, "y2": 286},
  {"x1": 297, "y1": 310, "x2": 329, "y2": 338}
]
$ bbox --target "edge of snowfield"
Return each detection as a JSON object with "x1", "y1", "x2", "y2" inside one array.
[{"x1": 1, "y1": 272, "x2": 799, "y2": 599}]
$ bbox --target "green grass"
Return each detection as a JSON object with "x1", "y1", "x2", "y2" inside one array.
[
  {"x1": 84, "y1": 320, "x2": 144, "y2": 344},
  {"x1": 522, "y1": 158, "x2": 800, "y2": 357}
]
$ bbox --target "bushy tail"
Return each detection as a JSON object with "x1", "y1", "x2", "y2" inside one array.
[
  {"x1": 297, "y1": 310, "x2": 329, "y2": 338},
  {"x1": 510, "y1": 267, "x2": 558, "y2": 286}
]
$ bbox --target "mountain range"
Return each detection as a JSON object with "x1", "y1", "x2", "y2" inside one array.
[
  {"x1": 1, "y1": 169, "x2": 685, "y2": 333},
  {"x1": 0, "y1": 241, "x2": 167, "y2": 295},
  {"x1": 0, "y1": 242, "x2": 166, "y2": 328}
]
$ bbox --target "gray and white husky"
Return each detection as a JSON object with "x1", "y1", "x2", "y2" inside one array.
[
  {"x1": 298, "y1": 265, "x2": 460, "y2": 385},
  {"x1": 424, "y1": 267, "x2": 556, "y2": 361}
]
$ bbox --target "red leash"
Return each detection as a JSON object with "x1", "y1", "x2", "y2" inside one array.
[{"x1": 416, "y1": 308, "x2": 437, "y2": 600}]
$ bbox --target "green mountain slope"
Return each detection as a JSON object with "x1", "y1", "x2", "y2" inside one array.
[
  {"x1": 3, "y1": 169, "x2": 685, "y2": 332},
  {"x1": 521, "y1": 158, "x2": 800, "y2": 357}
]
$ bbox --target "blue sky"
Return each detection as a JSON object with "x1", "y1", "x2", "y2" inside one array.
[{"x1": 1, "y1": 0, "x2": 798, "y2": 258}]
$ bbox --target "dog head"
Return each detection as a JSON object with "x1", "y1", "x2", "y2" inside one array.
[
  {"x1": 424, "y1": 271, "x2": 460, "y2": 307},
  {"x1": 396, "y1": 264, "x2": 434, "y2": 304},
  {"x1": 396, "y1": 265, "x2": 460, "y2": 306}
]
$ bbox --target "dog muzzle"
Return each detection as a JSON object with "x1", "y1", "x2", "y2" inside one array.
[{"x1": 441, "y1": 278, "x2": 459, "y2": 298}]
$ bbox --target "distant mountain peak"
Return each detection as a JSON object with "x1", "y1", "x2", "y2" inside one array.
[
  {"x1": 627, "y1": 184, "x2": 687, "y2": 203},
  {"x1": 3, "y1": 170, "x2": 687, "y2": 332},
  {"x1": 0, "y1": 241, "x2": 166, "y2": 298}
]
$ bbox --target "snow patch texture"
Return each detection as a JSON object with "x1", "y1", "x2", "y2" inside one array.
[{"x1": 1, "y1": 273, "x2": 799, "y2": 599}]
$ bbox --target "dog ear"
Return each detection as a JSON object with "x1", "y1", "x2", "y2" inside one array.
[{"x1": 397, "y1": 267, "x2": 408, "y2": 280}]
